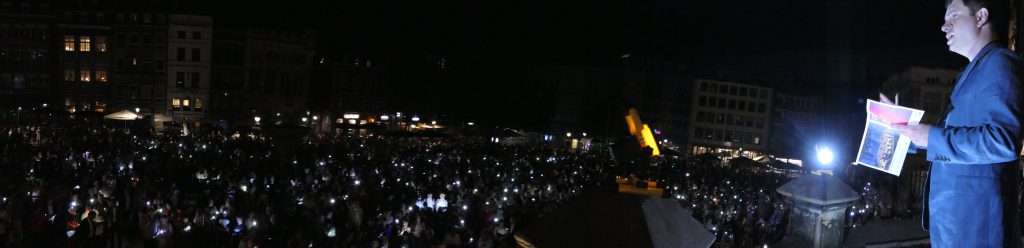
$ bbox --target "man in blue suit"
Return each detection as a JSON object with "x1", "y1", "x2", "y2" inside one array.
[{"x1": 883, "y1": 0, "x2": 1023, "y2": 246}]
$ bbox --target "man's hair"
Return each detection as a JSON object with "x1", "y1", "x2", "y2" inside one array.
[{"x1": 946, "y1": 0, "x2": 1010, "y2": 44}]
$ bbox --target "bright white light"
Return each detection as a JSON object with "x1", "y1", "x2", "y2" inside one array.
[
  {"x1": 411, "y1": 116, "x2": 420, "y2": 122},
  {"x1": 816, "y1": 146, "x2": 834, "y2": 165},
  {"x1": 566, "y1": 132, "x2": 572, "y2": 137},
  {"x1": 380, "y1": 115, "x2": 390, "y2": 121},
  {"x1": 254, "y1": 116, "x2": 261, "y2": 123},
  {"x1": 468, "y1": 122, "x2": 474, "y2": 126},
  {"x1": 431, "y1": 121, "x2": 437, "y2": 125}
]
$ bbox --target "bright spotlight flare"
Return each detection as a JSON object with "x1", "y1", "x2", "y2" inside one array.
[{"x1": 816, "y1": 145, "x2": 834, "y2": 165}]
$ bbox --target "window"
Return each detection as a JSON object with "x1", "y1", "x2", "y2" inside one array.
[
  {"x1": 96, "y1": 71, "x2": 107, "y2": 82},
  {"x1": 729, "y1": 86, "x2": 737, "y2": 95},
  {"x1": 738, "y1": 101, "x2": 746, "y2": 111},
  {"x1": 176, "y1": 72, "x2": 185, "y2": 88},
  {"x1": 64, "y1": 35, "x2": 75, "y2": 51},
  {"x1": 192, "y1": 31, "x2": 201, "y2": 39},
  {"x1": 182, "y1": 99, "x2": 190, "y2": 111},
  {"x1": 696, "y1": 111, "x2": 706, "y2": 122},
  {"x1": 700, "y1": 82, "x2": 708, "y2": 92},
  {"x1": 95, "y1": 36, "x2": 107, "y2": 52},
  {"x1": 80, "y1": 70, "x2": 91, "y2": 82},
  {"x1": 192, "y1": 48, "x2": 200, "y2": 62},
  {"x1": 740, "y1": 87, "x2": 748, "y2": 96},
  {"x1": 171, "y1": 98, "x2": 180, "y2": 111},
  {"x1": 698, "y1": 96, "x2": 706, "y2": 106},
  {"x1": 177, "y1": 47, "x2": 185, "y2": 61},
  {"x1": 709, "y1": 84, "x2": 717, "y2": 93},
  {"x1": 718, "y1": 98, "x2": 726, "y2": 108},
  {"x1": 79, "y1": 36, "x2": 90, "y2": 52},
  {"x1": 130, "y1": 34, "x2": 137, "y2": 45},
  {"x1": 695, "y1": 127, "x2": 704, "y2": 139},
  {"x1": 130, "y1": 57, "x2": 138, "y2": 66},
  {"x1": 190, "y1": 72, "x2": 200, "y2": 88},
  {"x1": 177, "y1": 31, "x2": 186, "y2": 39},
  {"x1": 758, "y1": 103, "x2": 766, "y2": 113},
  {"x1": 194, "y1": 98, "x2": 202, "y2": 111},
  {"x1": 143, "y1": 13, "x2": 151, "y2": 23},
  {"x1": 759, "y1": 89, "x2": 767, "y2": 99},
  {"x1": 64, "y1": 70, "x2": 75, "y2": 81},
  {"x1": 728, "y1": 100, "x2": 736, "y2": 109}
]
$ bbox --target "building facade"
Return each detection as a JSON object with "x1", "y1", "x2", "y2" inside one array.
[
  {"x1": 311, "y1": 58, "x2": 381, "y2": 129},
  {"x1": 165, "y1": 14, "x2": 211, "y2": 125},
  {"x1": 209, "y1": 27, "x2": 315, "y2": 126},
  {"x1": 688, "y1": 79, "x2": 773, "y2": 155},
  {"x1": 109, "y1": 10, "x2": 168, "y2": 119},
  {"x1": 56, "y1": 5, "x2": 113, "y2": 113},
  {"x1": 768, "y1": 92, "x2": 820, "y2": 159},
  {"x1": 0, "y1": 1, "x2": 55, "y2": 109}
]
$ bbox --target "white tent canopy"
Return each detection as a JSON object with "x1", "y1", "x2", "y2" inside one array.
[{"x1": 103, "y1": 110, "x2": 139, "y2": 120}]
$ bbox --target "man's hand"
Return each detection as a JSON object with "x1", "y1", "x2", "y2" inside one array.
[
  {"x1": 892, "y1": 123, "x2": 930, "y2": 147},
  {"x1": 881, "y1": 92, "x2": 929, "y2": 147}
]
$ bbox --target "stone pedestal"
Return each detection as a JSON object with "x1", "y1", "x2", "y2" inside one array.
[{"x1": 776, "y1": 173, "x2": 860, "y2": 248}]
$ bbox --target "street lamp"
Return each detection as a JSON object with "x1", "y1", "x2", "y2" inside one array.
[
  {"x1": 816, "y1": 145, "x2": 834, "y2": 166},
  {"x1": 254, "y1": 116, "x2": 261, "y2": 125},
  {"x1": 566, "y1": 132, "x2": 572, "y2": 138},
  {"x1": 302, "y1": 117, "x2": 308, "y2": 123},
  {"x1": 135, "y1": 107, "x2": 140, "y2": 113}
]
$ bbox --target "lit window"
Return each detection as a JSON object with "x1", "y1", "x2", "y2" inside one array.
[
  {"x1": 131, "y1": 57, "x2": 138, "y2": 66},
  {"x1": 80, "y1": 70, "x2": 91, "y2": 82},
  {"x1": 79, "y1": 36, "x2": 91, "y2": 52},
  {"x1": 171, "y1": 98, "x2": 181, "y2": 111},
  {"x1": 96, "y1": 36, "x2": 107, "y2": 52},
  {"x1": 194, "y1": 98, "x2": 202, "y2": 111},
  {"x1": 64, "y1": 35, "x2": 75, "y2": 51},
  {"x1": 182, "y1": 99, "x2": 190, "y2": 107},
  {"x1": 97, "y1": 71, "x2": 107, "y2": 83}
]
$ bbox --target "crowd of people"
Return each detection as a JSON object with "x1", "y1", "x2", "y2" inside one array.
[
  {"x1": 0, "y1": 119, "x2": 934, "y2": 248},
  {"x1": 0, "y1": 123, "x2": 609, "y2": 248}
]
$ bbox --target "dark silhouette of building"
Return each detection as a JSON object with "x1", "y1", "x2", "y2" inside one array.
[
  {"x1": 209, "y1": 27, "x2": 315, "y2": 126},
  {"x1": 0, "y1": 1, "x2": 56, "y2": 109}
]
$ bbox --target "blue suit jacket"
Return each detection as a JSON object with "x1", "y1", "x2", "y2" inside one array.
[{"x1": 925, "y1": 42, "x2": 1024, "y2": 248}]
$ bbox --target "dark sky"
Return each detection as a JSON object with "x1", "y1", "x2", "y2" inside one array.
[
  {"x1": 204, "y1": 0, "x2": 966, "y2": 84},
  {"x1": 195, "y1": 0, "x2": 969, "y2": 131}
]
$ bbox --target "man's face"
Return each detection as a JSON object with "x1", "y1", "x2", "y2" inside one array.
[{"x1": 942, "y1": 0, "x2": 981, "y2": 57}]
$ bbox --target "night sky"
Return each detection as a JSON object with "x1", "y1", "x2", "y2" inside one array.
[{"x1": 196, "y1": 0, "x2": 967, "y2": 128}]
